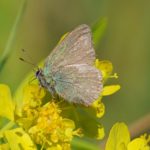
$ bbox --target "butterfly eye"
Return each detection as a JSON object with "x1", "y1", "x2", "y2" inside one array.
[{"x1": 36, "y1": 70, "x2": 40, "y2": 77}]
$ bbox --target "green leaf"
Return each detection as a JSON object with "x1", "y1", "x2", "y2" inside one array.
[
  {"x1": 0, "y1": 84, "x2": 14, "y2": 121},
  {"x1": 0, "y1": 0, "x2": 27, "y2": 72},
  {"x1": 4, "y1": 128, "x2": 36, "y2": 150},
  {"x1": 92, "y1": 18, "x2": 108, "y2": 47},
  {"x1": 105, "y1": 122, "x2": 130, "y2": 150}
]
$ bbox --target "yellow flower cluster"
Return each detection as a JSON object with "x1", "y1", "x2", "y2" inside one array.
[
  {"x1": 0, "y1": 58, "x2": 121, "y2": 149},
  {"x1": 17, "y1": 85, "x2": 82, "y2": 150}
]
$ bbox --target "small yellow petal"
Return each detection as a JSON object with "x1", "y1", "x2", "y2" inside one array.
[
  {"x1": 127, "y1": 138, "x2": 150, "y2": 150},
  {"x1": 0, "y1": 84, "x2": 14, "y2": 121},
  {"x1": 97, "y1": 125, "x2": 105, "y2": 140},
  {"x1": 95, "y1": 59, "x2": 113, "y2": 81},
  {"x1": 0, "y1": 143, "x2": 9, "y2": 149},
  {"x1": 62, "y1": 119, "x2": 75, "y2": 129},
  {"x1": 96, "y1": 102, "x2": 105, "y2": 118},
  {"x1": 4, "y1": 128, "x2": 36, "y2": 150},
  {"x1": 92, "y1": 96, "x2": 102, "y2": 107},
  {"x1": 140, "y1": 134, "x2": 150, "y2": 144},
  {"x1": 92, "y1": 98, "x2": 105, "y2": 118},
  {"x1": 102, "y1": 85, "x2": 121, "y2": 96},
  {"x1": 105, "y1": 122, "x2": 130, "y2": 150},
  {"x1": 58, "y1": 32, "x2": 69, "y2": 44}
]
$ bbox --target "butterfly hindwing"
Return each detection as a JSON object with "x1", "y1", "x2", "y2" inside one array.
[{"x1": 53, "y1": 64, "x2": 102, "y2": 106}]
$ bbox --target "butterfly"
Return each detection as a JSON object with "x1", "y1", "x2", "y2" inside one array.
[{"x1": 36, "y1": 24, "x2": 102, "y2": 106}]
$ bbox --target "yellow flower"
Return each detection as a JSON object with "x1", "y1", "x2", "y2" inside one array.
[
  {"x1": 95, "y1": 59, "x2": 112, "y2": 81},
  {"x1": 0, "y1": 84, "x2": 15, "y2": 121},
  {"x1": 95, "y1": 59, "x2": 118, "y2": 82},
  {"x1": 97, "y1": 125, "x2": 105, "y2": 140},
  {"x1": 16, "y1": 84, "x2": 82, "y2": 149},
  {"x1": 92, "y1": 59, "x2": 120, "y2": 119},
  {"x1": 127, "y1": 134, "x2": 150, "y2": 150},
  {"x1": 95, "y1": 59, "x2": 120, "y2": 88},
  {"x1": 22, "y1": 84, "x2": 46, "y2": 108},
  {"x1": 92, "y1": 97, "x2": 105, "y2": 118},
  {"x1": 102, "y1": 85, "x2": 120, "y2": 96},
  {"x1": 4, "y1": 128, "x2": 36, "y2": 150},
  {"x1": 28, "y1": 102, "x2": 82, "y2": 149},
  {"x1": 16, "y1": 85, "x2": 46, "y2": 130},
  {"x1": 105, "y1": 122, "x2": 150, "y2": 150}
]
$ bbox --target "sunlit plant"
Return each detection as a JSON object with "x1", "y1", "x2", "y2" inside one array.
[
  {"x1": 0, "y1": 58, "x2": 120, "y2": 150},
  {"x1": 0, "y1": 1, "x2": 149, "y2": 150}
]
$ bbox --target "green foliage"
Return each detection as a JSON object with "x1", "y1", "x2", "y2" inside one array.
[
  {"x1": 0, "y1": 0, "x2": 27, "y2": 72},
  {"x1": 92, "y1": 18, "x2": 107, "y2": 48}
]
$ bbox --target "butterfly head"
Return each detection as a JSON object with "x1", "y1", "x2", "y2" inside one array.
[
  {"x1": 35, "y1": 68, "x2": 46, "y2": 87},
  {"x1": 35, "y1": 69, "x2": 42, "y2": 77},
  {"x1": 35, "y1": 68, "x2": 56, "y2": 94}
]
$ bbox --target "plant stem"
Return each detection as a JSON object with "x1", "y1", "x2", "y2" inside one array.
[{"x1": 129, "y1": 113, "x2": 150, "y2": 138}]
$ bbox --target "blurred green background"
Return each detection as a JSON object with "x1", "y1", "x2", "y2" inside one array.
[{"x1": 0, "y1": 0, "x2": 150, "y2": 139}]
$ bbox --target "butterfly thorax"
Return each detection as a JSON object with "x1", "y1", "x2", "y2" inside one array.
[{"x1": 36, "y1": 69, "x2": 56, "y2": 94}]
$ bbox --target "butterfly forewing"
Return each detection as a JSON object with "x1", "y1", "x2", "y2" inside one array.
[{"x1": 44, "y1": 24, "x2": 95, "y2": 74}]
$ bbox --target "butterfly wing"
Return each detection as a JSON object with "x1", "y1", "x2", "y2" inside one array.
[
  {"x1": 42, "y1": 24, "x2": 102, "y2": 105},
  {"x1": 43, "y1": 24, "x2": 95, "y2": 75},
  {"x1": 53, "y1": 64, "x2": 102, "y2": 106}
]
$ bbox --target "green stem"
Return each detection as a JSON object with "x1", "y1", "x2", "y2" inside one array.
[
  {"x1": 92, "y1": 17, "x2": 108, "y2": 48},
  {"x1": 129, "y1": 113, "x2": 150, "y2": 138},
  {"x1": 0, "y1": 0, "x2": 27, "y2": 72}
]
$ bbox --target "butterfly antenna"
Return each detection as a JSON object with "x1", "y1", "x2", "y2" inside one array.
[
  {"x1": 19, "y1": 57, "x2": 38, "y2": 72},
  {"x1": 21, "y1": 49, "x2": 35, "y2": 63},
  {"x1": 20, "y1": 49, "x2": 39, "y2": 71}
]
